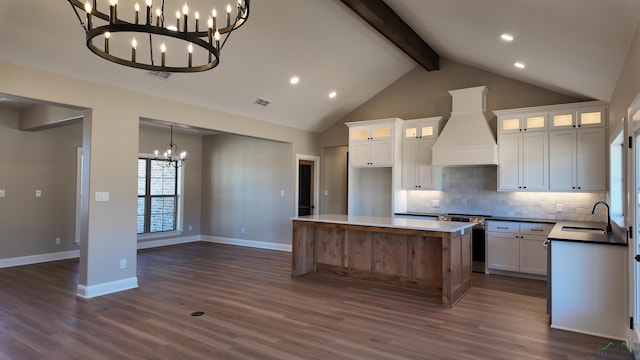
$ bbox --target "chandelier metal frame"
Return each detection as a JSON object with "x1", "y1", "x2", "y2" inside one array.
[
  {"x1": 67, "y1": 0, "x2": 250, "y2": 73},
  {"x1": 155, "y1": 125, "x2": 186, "y2": 168}
]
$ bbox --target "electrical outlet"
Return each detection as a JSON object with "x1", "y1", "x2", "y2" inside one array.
[
  {"x1": 0, "y1": 189, "x2": 5, "y2": 198},
  {"x1": 188, "y1": 225, "x2": 192, "y2": 231},
  {"x1": 432, "y1": 199, "x2": 440, "y2": 208},
  {"x1": 120, "y1": 259, "x2": 126, "y2": 269},
  {"x1": 55, "y1": 237, "x2": 61, "y2": 245},
  {"x1": 556, "y1": 204, "x2": 563, "y2": 213},
  {"x1": 35, "y1": 190, "x2": 42, "y2": 197},
  {"x1": 324, "y1": 190, "x2": 329, "y2": 196},
  {"x1": 280, "y1": 190, "x2": 285, "y2": 197}
]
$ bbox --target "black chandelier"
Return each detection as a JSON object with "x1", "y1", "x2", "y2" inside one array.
[
  {"x1": 67, "y1": 0, "x2": 250, "y2": 73},
  {"x1": 155, "y1": 125, "x2": 186, "y2": 168}
]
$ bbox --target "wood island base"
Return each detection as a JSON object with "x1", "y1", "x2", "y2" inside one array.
[{"x1": 291, "y1": 220, "x2": 472, "y2": 307}]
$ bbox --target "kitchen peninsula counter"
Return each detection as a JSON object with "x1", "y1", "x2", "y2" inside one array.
[{"x1": 291, "y1": 215, "x2": 475, "y2": 307}]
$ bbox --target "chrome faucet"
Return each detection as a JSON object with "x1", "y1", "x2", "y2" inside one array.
[{"x1": 591, "y1": 201, "x2": 612, "y2": 233}]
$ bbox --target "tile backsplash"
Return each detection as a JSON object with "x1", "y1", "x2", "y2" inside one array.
[{"x1": 406, "y1": 166, "x2": 608, "y2": 222}]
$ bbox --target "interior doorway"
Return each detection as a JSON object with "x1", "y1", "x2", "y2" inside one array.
[{"x1": 296, "y1": 155, "x2": 319, "y2": 217}]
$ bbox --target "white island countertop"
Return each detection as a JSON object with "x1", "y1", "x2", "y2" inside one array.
[{"x1": 291, "y1": 214, "x2": 475, "y2": 233}]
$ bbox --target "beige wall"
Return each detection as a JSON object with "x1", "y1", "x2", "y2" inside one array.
[
  {"x1": 0, "y1": 108, "x2": 82, "y2": 259},
  {"x1": 610, "y1": 22, "x2": 640, "y2": 134},
  {"x1": 138, "y1": 125, "x2": 203, "y2": 241},
  {"x1": 320, "y1": 58, "x2": 585, "y2": 148},
  {"x1": 201, "y1": 133, "x2": 293, "y2": 245},
  {"x1": 320, "y1": 146, "x2": 348, "y2": 214},
  {"x1": 0, "y1": 61, "x2": 318, "y2": 293}
]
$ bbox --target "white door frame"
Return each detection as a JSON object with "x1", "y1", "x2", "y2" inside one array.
[
  {"x1": 628, "y1": 94, "x2": 640, "y2": 347},
  {"x1": 295, "y1": 154, "x2": 320, "y2": 217}
]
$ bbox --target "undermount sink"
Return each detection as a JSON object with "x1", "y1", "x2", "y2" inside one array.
[{"x1": 561, "y1": 226, "x2": 606, "y2": 235}]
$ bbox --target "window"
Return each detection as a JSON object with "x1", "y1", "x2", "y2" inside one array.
[
  {"x1": 137, "y1": 158, "x2": 179, "y2": 234},
  {"x1": 609, "y1": 128, "x2": 624, "y2": 226}
]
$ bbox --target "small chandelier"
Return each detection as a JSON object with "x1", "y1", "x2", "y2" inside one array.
[
  {"x1": 154, "y1": 125, "x2": 186, "y2": 168},
  {"x1": 67, "y1": 0, "x2": 250, "y2": 73}
]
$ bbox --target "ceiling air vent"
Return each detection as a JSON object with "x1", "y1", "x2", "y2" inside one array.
[
  {"x1": 254, "y1": 98, "x2": 271, "y2": 107},
  {"x1": 145, "y1": 71, "x2": 172, "y2": 80}
]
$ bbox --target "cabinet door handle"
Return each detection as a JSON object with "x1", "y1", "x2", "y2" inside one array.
[{"x1": 543, "y1": 239, "x2": 550, "y2": 248}]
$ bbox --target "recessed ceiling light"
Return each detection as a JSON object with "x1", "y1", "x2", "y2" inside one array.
[
  {"x1": 514, "y1": 62, "x2": 526, "y2": 69},
  {"x1": 328, "y1": 91, "x2": 337, "y2": 99},
  {"x1": 501, "y1": 33, "x2": 514, "y2": 42},
  {"x1": 290, "y1": 76, "x2": 299, "y2": 85}
]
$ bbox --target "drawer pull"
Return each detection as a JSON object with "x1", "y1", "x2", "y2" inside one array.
[
  {"x1": 531, "y1": 229, "x2": 544, "y2": 232},
  {"x1": 496, "y1": 226, "x2": 510, "y2": 229}
]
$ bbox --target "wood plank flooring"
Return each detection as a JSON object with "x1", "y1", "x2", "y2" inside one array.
[{"x1": 0, "y1": 242, "x2": 619, "y2": 359}]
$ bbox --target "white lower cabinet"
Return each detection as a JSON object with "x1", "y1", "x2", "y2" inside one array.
[{"x1": 487, "y1": 221, "x2": 552, "y2": 276}]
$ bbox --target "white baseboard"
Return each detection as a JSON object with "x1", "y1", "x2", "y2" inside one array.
[
  {"x1": 202, "y1": 236, "x2": 292, "y2": 252},
  {"x1": 76, "y1": 277, "x2": 139, "y2": 299},
  {"x1": 0, "y1": 250, "x2": 80, "y2": 268},
  {"x1": 550, "y1": 324, "x2": 626, "y2": 341},
  {"x1": 137, "y1": 235, "x2": 201, "y2": 250}
]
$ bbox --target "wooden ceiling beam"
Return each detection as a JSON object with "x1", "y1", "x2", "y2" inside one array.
[{"x1": 340, "y1": 0, "x2": 439, "y2": 71}]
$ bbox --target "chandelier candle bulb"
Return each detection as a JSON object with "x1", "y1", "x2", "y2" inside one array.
[
  {"x1": 188, "y1": 43, "x2": 193, "y2": 67},
  {"x1": 104, "y1": 31, "x2": 110, "y2": 53},
  {"x1": 183, "y1": 3, "x2": 188, "y2": 33},
  {"x1": 155, "y1": 8, "x2": 161, "y2": 26},
  {"x1": 84, "y1": 2, "x2": 92, "y2": 30},
  {"x1": 135, "y1": 3, "x2": 140, "y2": 24},
  {"x1": 176, "y1": 11, "x2": 180, "y2": 31},
  {"x1": 161, "y1": 43, "x2": 166, "y2": 66},
  {"x1": 212, "y1": 8, "x2": 217, "y2": 30},
  {"x1": 195, "y1": 11, "x2": 199, "y2": 31},
  {"x1": 131, "y1": 37, "x2": 137, "y2": 62},
  {"x1": 109, "y1": 0, "x2": 117, "y2": 24},
  {"x1": 226, "y1": 4, "x2": 231, "y2": 27},
  {"x1": 146, "y1": 0, "x2": 152, "y2": 25},
  {"x1": 214, "y1": 29, "x2": 220, "y2": 50},
  {"x1": 207, "y1": 17, "x2": 213, "y2": 42}
]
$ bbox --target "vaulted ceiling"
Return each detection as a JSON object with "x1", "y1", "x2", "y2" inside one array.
[{"x1": 1, "y1": 1, "x2": 640, "y2": 133}]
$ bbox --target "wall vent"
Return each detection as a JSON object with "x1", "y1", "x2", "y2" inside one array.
[
  {"x1": 254, "y1": 98, "x2": 271, "y2": 106},
  {"x1": 145, "y1": 71, "x2": 172, "y2": 80}
]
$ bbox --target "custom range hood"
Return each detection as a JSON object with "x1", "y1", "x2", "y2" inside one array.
[{"x1": 431, "y1": 86, "x2": 498, "y2": 166}]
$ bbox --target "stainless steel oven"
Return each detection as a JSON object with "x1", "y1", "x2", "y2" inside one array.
[{"x1": 438, "y1": 213, "x2": 490, "y2": 273}]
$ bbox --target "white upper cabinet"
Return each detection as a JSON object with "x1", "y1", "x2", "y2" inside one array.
[
  {"x1": 401, "y1": 117, "x2": 442, "y2": 190},
  {"x1": 498, "y1": 112, "x2": 548, "y2": 133},
  {"x1": 549, "y1": 105, "x2": 605, "y2": 129},
  {"x1": 495, "y1": 101, "x2": 607, "y2": 192},
  {"x1": 347, "y1": 119, "x2": 397, "y2": 167},
  {"x1": 498, "y1": 132, "x2": 549, "y2": 191}
]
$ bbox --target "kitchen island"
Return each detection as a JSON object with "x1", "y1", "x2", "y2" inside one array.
[{"x1": 291, "y1": 214, "x2": 475, "y2": 307}]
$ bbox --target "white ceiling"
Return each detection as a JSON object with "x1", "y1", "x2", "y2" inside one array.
[{"x1": 1, "y1": 1, "x2": 639, "y2": 133}]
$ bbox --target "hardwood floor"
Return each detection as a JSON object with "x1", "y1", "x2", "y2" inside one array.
[{"x1": 0, "y1": 242, "x2": 620, "y2": 359}]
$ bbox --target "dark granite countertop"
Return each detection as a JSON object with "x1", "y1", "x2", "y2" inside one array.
[
  {"x1": 395, "y1": 212, "x2": 628, "y2": 246},
  {"x1": 547, "y1": 221, "x2": 627, "y2": 246}
]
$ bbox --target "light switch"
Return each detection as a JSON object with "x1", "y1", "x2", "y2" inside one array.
[
  {"x1": 0, "y1": 189, "x2": 4, "y2": 198},
  {"x1": 280, "y1": 190, "x2": 285, "y2": 197},
  {"x1": 324, "y1": 190, "x2": 329, "y2": 196},
  {"x1": 35, "y1": 190, "x2": 42, "y2": 197},
  {"x1": 95, "y1": 192, "x2": 110, "y2": 202}
]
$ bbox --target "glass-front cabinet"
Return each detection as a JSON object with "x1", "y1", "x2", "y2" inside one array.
[
  {"x1": 550, "y1": 106, "x2": 605, "y2": 129},
  {"x1": 498, "y1": 112, "x2": 548, "y2": 133}
]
